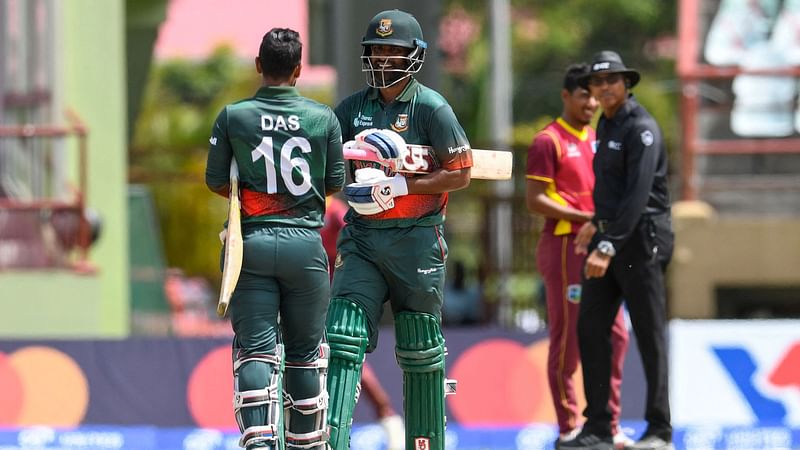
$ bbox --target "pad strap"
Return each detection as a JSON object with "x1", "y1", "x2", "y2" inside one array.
[
  {"x1": 285, "y1": 429, "x2": 327, "y2": 449},
  {"x1": 240, "y1": 425, "x2": 278, "y2": 448}
]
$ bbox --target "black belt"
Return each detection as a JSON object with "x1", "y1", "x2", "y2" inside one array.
[{"x1": 596, "y1": 211, "x2": 668, "y2": 233}]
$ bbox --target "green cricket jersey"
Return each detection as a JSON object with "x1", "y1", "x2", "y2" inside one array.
[
  {"x1": 334, "y1": 79, "x2": 472, "y2": 228},
  {"x1": 206, "y1": 86, "x2": 345, "y2": 228}
]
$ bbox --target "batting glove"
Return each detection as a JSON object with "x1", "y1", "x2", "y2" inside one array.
[
  {"x1": 354, "y1": 129, "x2": 407, "y2": 171},
  {"x1": 344, "y1": 168, "x2": 408, "y2": 215}
]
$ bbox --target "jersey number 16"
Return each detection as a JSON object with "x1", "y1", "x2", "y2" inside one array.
[{"x1": 251, "y1": 136, "x2": 312, "y2": 196}]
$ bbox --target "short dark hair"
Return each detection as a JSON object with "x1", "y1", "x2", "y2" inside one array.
[
  {"x1": 563, "y1": 63, "x2": 590, "y2": 93},
  {"x1": 259, "y1": 28, "x2": 302, "y2": 79}
]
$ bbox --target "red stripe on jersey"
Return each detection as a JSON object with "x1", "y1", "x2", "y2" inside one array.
[
  {"x1": 367, "y1": 192, "x2": 447, "y2": 220},
  {"x1": 240, "y1": 188, "x2": 290, "y2": 217}
]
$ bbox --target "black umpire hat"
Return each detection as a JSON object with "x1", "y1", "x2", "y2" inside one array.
[{"x1": 578, "y1": 50, "x2": 640, "y2": 88}]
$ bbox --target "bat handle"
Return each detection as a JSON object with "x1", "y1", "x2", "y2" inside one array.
[{"x1": 216, "y1": 301, "x2": 229, "y2": 318}]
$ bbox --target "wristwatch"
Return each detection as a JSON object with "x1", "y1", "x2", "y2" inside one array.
[{"x1": 596, "y1": 240, "x2": 616, "y2": 257}]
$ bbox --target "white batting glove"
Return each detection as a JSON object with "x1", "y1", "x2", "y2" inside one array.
[
  {"x1": 344, "y1": 168, "x2": 408, "y2": 215},
  {"x1": 354, "y1": 129, "x2": 407, "y2": 171}
]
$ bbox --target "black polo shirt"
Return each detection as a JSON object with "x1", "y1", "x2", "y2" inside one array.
[{"x1": 593, "y1": 95, "x2": 671, "y2": 250}]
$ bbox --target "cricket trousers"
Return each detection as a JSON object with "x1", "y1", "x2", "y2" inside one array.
[
  {"x1": 537, "y1": 232, "x2": 629, "y2": 435},
  {"x1": 578, "y1": 214, "x2": 674, "y2": 441}
]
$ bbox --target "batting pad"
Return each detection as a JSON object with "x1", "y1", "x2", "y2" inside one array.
[
  {"x1": 395, "y1": 312, "x2": 447, "y2": 450},
  {"x1": 284, "y1": 344, "x2": 329, "y2": 449},
  {"x1": 325, "y1": 298, "x2": 368, "y2": 450},
  {"x1": 233, "y1": 345, "x2": 284, "y2": 449}
]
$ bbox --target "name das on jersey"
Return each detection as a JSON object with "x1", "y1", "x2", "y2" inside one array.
[{"x1": 261, "y1": 114, "x2": 300, "y2": 131}]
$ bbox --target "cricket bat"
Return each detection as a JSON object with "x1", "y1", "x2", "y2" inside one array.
[
  {"x1": 343, "y1": 141, "x2": 513, "y2": 180},
  {"x1": 216, "y1": 158, "x2": 243, "y2": 318}
]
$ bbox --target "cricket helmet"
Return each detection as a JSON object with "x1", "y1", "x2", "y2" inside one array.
[{"x1": 361, "y1": 9, "x2": 427, "y2": 88}]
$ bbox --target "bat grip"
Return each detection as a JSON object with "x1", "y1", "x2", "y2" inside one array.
[{"x1": 216, "y1": 302, "x2": 228, "y2": 318}]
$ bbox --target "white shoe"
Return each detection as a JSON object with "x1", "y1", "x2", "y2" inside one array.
[
  {"x1": 380, "y1": 415, "x2": 405, "y2": 450},
  {"x1": 560, "y1": 428, "x2": 581, "y2": 441},
  {"x1": 613, "y1": 430, "x2": 634, "y2": 450},
  {"x1": 555, "y1": 428, "x2": 581, "y2": 450}
]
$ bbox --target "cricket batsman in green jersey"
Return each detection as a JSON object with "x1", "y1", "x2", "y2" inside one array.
[
  {"x1": 325, "y1": 9, "x2": 473, "y2": 450},
  {"x1": 205, "y1": 28, "x2": 345, "y2": 450}
]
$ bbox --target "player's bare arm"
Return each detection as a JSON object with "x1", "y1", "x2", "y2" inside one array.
[
  {"x1": 526, "y1": 179, "x2": 593, "y2": 223},
  {"x1": 405, "y1": 166, "x2": 470, "y2": 194},
  {"x1": 574, "y1": 221, "x2": 597, "y2": 255}
]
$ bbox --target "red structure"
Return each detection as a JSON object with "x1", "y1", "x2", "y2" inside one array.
[
  {"x1": 0, "y1": 111, "x2": 93, "y2": 271},
  {"x1": 677, "y1": 0, "x2": 800, "y2": 201}
]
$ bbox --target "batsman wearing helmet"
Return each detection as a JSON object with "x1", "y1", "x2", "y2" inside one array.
[
  {"x1": 325, "y1": 9, "x2": 472, "y2": 450},
  {"x1": 205, "y1": 28, "x2": 345, "y2": 450}
]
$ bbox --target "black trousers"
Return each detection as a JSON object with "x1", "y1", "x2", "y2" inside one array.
[{"x1": 578, "y1": 213, "x2": 674, "y2": 441}]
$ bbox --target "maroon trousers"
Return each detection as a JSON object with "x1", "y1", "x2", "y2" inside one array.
[{"x1": 536, "y1": 232, "x2": 629, "y2": 434}]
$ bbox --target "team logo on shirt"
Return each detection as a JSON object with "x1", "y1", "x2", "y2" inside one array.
[
  {"x1": 641, "y1": 130, "x2": 654, "y2": 146},
  {"x1": 391, "y1": 113, "x2": 409, "y2": 132},
  {"x1": 376, "y1": 19, "x2": 393, "y2": 37}
]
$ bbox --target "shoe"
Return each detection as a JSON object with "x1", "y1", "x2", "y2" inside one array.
[
  {"x1": 624, "y1": 435, "x2": 674, "y2": 450},
  {"x1": 613, "y1": 430, "x2": 634, "y2": 450},
  {"x1": 554, "y1": 428, "x2": 581, "y2": 449},
  {"x1": 380, "y1": 414, "x2": 404, "y2": 450},
  {"x1": 558, "y1": 430, "x2": 613, "y2": 450}
]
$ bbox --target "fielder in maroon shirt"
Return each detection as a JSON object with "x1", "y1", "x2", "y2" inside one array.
[{"x1": 526, "y1": 63, "x2": 631, "y2": 449}]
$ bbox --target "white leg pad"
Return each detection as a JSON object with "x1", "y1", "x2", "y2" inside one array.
[
  {"x1": 284, "y1": 343, "x2": 329, "y2": 449},
  {"x1": 234, "y1": 345, "x2": 284, "y2": 449}
]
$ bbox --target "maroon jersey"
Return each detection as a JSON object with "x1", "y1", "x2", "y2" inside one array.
[{"x1": 526, "y1": 118, "x2": 596, "y2": 235}]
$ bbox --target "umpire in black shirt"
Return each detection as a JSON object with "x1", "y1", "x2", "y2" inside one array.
[{"x1": 560, "y1": 51, "x2": 674, "y2": 450}]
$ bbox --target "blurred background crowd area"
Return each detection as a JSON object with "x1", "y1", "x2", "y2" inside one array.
[{"x1": 0, "y1": 0, "x2": 799, "y2": 339}]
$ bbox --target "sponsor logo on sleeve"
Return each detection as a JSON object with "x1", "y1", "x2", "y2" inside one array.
[
  {"x1": 448, "y1": 145, "x2": 470, "y2": 154},
  {"x1": 641, "y1": 130, "x2": 654, "y2": 146}
]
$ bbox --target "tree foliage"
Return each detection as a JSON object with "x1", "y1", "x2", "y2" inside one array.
[{"x1": 442, "y1": 0, "x2": 677, "y2": 146}]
